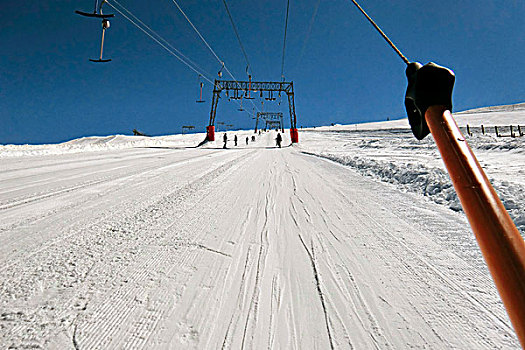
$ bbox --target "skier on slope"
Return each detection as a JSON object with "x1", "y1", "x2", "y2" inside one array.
[
  {"x1": 223, "y1": 133, "x2": 227, "y2": 149},
  {"x1": 246, "y1": 136, "x2": 249, "y2": 145},
  {"x1": 276, "y1": 133, "x2": 282, "y2": 148},
  {"x1": 234, "y1": 135, "x2": 238, "y2": 146}
]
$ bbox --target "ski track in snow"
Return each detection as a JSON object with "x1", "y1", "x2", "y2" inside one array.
[{"x1": 0, "y1": 128, "x2": 522, "y2": 349}]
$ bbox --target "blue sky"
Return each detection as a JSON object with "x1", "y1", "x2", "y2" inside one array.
[{"x1": 2, "y1": 0, "x2": 525, "y2": 144}]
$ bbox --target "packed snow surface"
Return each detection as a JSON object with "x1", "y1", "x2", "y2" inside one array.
[{"x1": 0, "y1": 106, "x2": 523, "y2": 348}]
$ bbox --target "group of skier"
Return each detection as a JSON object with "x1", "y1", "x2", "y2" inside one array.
[{"x1": 222, "y1": 132, "x2": 282, "y2": 148}]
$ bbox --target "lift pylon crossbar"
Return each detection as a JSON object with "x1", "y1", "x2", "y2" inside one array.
[
  {"x1": 213, "y1": 80, "x2": 294, "y2": 93},
  {"x1": 207, "y1": 79, "x2": 298, "y2": 142}
]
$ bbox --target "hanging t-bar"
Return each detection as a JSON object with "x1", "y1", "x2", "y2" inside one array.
[
  {"x1": 77, "y1": 0, "x2": 113, "y2": 63},
  {"x1": 90, "y1": 19, "x2": 112, "y2": 62},
  {"x1": 76, "y1": 0, "x2": 114, "y2": 18}
]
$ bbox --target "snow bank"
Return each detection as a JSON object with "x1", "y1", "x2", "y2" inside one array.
[
  {"x1": 466, "y1": 134, "x2": 525, "y2": 153},
  {"x1": 454, "y1": 110, "x2": 525, "y2": 127},
  {"x1": 304, "y1": 118, "x2": 409, "y2": 132},
  {"x1": 0, "y1": 133, "x2": 207, "y2": 158},
  {"x1": 303, "y1": 150, "x2": 524, "y2": 235},
  {"x1": 305, "y1": 151, "x2": 461, "y2": 208}
]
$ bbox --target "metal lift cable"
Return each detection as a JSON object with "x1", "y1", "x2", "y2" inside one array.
[
  {"x1": 105, "y1": 1, "x2": 252, "y2": 117},
  {"x1": 296, "y1": 0, "x2": 321, "y2": 69},
  {"x1": 280, "y1": 0, "x2": 290, "y2": 81},
  {"x1": 348, "y1": 0, "x2": 409, "y2": 65},
  {"x1": 170, "y1": 0, "x2": 261, "y2": 113},
  {"x1": 110, "y1": 0, "x2": 212, "y2": 79},
  {"x1": 106, "y1": 1, "x2": 214, "y2": 84},
  {"x1": 221, "y1": 0, "x2": 252, "y2": 75},
  {"x1": 169, "y1": 0, "x2": 224, "y2": 67}
]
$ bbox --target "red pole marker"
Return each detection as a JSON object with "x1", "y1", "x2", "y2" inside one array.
[
  {"x1": 206, "y1": 125, "x2": 215, "y2": 141},
  {"x1": 290, "y1": 128, "x2": 298, "y2": 143},
  {"x1": 426, "y1": 106, "x2": 525, "y2": 347}
]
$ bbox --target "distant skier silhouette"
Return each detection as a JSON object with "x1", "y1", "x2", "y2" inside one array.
[
  {"x1": 246, "y1": 136, "x2": 249, "y2": 145},
  {"x1": 276, "y1": 133, "x2": 282, "y2": 148},
  {"x1": 234, "y1": 135, "x2": 238, "y2": 146},
  {"x1": 223, "y1": 133, "x2": 228, "y2": 149}
]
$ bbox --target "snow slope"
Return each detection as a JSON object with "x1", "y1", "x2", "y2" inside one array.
[{"x1": 0, "y1": 107, "x2": 523, "y2": 348}]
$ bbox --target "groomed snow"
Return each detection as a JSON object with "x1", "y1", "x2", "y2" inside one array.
[
  {"x1": 0, "y1": 105, "x2": 523, "y2": 348},
  {"x1": 298, "y1": 103, "x2": 524, "y2": 234}
]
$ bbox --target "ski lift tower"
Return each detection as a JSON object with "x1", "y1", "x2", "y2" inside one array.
[
  {"x1": 255, "y1": 112, "x2": 284, "y2": 133},
  {"x1": 206, "y1": 80, "x2": 298, "y2": 142},
  {"x1": 182, "y1": 125, "x2": 195, "y2": 134}
]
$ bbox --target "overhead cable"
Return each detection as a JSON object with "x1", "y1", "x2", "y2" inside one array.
[
  {"x1": 169, "y1": 0, "x2": 225, "y2": 67},
  {"x1": 170, "y1": 0, "x2": 261, "y2": 113},
  {"x1": 107, "y1": 0, "x2": 258, "y2": 116},
  {"x1": 296, "y1": 0, "x2": 321, "y2": 69},
  {"x1": 221, "y1": 0, "x2": 252, "y2": 75},
  {"x1": 111, "y1": 0, "x2": 211, "y2": 78},
  {"x1": 105, "y1": 1, "x2": 214, "y2": 84},
  {"x1": 280, "y1": 0, "x2": 290, "y2": 81}
]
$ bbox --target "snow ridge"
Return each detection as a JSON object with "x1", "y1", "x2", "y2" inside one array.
[
  {"x1": 457, "y1": 102, "x2": 525, "y2": 114},
  {"x1": 0, "y1": 134, "x2": 207, "y2": 158}
]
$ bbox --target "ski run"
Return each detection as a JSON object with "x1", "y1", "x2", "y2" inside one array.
[{"x1": 1, "y1": 105, "x2": 524, "y2": 348}]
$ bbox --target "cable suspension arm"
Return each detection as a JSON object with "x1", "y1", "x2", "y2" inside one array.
[
  {"x1": 296, "y1": 0, "x2": 321, "y2": 69},
  {"x1": 349, "y1": 0, "x2": 525, "y2": 341}
]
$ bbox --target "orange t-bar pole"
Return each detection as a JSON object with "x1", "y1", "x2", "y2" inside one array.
[{"x1": 425, "y1": 105, "x2": 525, "y2": 347}]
